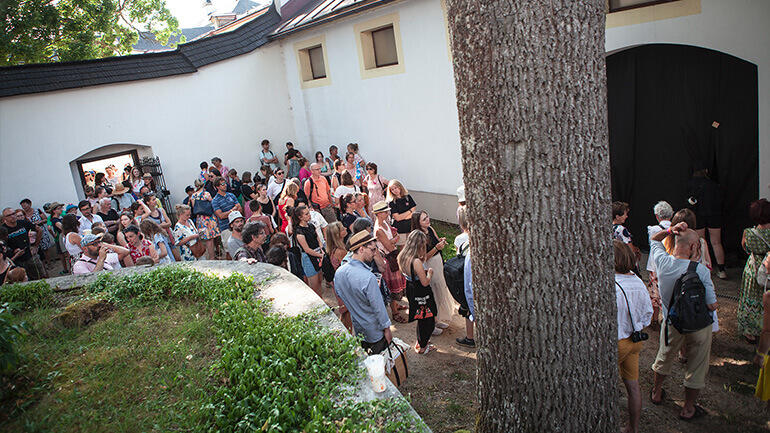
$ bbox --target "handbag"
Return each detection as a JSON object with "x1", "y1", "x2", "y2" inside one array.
[
  {"x1": 385, "y1": 249, "x2": 400, "y2": 272},
  {"x1": 192, "y1": 195, "x2": 214, "y2": 216},
  {"x1": 190, "y1": 240, "x2": 206, "y2": 258},
  {"x1": 321, "y1": 254, "x2": 335, "y2": 282},
  {"x1": 752, "y1": 229, "x2": 770, "y2": 287},
  {"x1": 384, "y1": 338, "x2": 409, "y2": 387}
]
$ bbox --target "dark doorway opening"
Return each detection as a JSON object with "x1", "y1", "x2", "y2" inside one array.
[{"x1": 607, "y1": 44, "x2": 759, "y2": 258}]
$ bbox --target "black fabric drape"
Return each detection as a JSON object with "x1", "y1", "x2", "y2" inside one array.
[{"x1": 607, "y1": 44, "x2": 758, "y2": 257}]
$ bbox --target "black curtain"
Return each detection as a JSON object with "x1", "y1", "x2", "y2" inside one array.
[{"x1": 607, "y1": 44, "x2": 758, "y2": 259}]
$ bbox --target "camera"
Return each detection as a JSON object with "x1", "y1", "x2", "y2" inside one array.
[{"x1": 630, "y1": 331, "x2": 649, "y2": 343}]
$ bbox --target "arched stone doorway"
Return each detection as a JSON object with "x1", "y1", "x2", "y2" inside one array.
[
  {"x1": 69, "y1": 143, "x2": 154, "y2": 199},
  {"x1": 606, "y1": 43, "x2": 758, "y2": 256}
]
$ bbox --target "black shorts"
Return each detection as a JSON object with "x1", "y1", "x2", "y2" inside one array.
[{"x1": 695, "y1": 212, "x2": 722, "y2": 230}]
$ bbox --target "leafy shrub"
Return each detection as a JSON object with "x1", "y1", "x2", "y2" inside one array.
[
  {"x1": 0, "y1": 303, "x2": 27, "y2": 375},
  {"x1": 84, "y1": 267, "x2": 424, "y2": 432},
  {"x1": 0, "y1": 281, "x2": 52, "y2": 311}
]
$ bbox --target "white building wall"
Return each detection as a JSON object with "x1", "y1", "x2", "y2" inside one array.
[
  {"x1": 604, "y1": 0, "x2": 770, "y2": 198},
  {"x1": 281, "y1": 0, "x2": 463, "y2": 202},
  {"x1": 0, "y1": 43, "x2": 296, "y2": 210}
]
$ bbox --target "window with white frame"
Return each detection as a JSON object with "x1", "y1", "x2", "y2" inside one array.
[
  {"x1": 355, "y1": 13, "x2": 405, "y2": 79},
  {"x1": 294, "y1": 36, "x2": 331, "y2": 88}
]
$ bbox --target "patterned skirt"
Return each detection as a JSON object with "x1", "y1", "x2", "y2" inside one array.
[
  {"x1": 382, "y1": 257, "x2": 406, "y2": 299},
  {"x1": 195, "y1": 215, "x2": 221, "y2": 241},
  {"x1": 737, "y1": 254, "x2": 766, "y2": 337}
]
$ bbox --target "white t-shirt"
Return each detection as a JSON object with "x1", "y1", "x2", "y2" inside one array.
[
  {"x1": 78, "y1": 214, "x2": 104, "y2": 235},
  {"x1": 334, "y1": 185, "x2": 359, "y2": 199},
  {"x1": 106, "y1": 252, "x2": 122, "y2": 269},
  {"x1": 646, "y1": 220, "x2": 671, "y2": 272},
  {"x1": 454, "y1": 232, "x2": 469, "y2": 254},
  {"x1": 266, "y1": 180, "x2": 285, "y2": 200},
  {"x1": 260, "y1": 150, "x2": 279, "y2": 171},
  {"x1": 309, "y1": 210, "x2": 328, "y2": 248}
]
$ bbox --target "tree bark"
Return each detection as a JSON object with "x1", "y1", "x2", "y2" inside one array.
[{"x1": 445, "y1": 1, "x2": 618, "y2": 431}]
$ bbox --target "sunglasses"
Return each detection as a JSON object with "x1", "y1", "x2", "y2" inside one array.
[{"x1": 276, "y1": 172, "x2": 284, "y2": 175}]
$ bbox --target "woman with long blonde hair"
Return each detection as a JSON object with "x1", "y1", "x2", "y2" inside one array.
[
  {"x1": 387, "y1": 179, "x2": 416, "y2": 246},
  {"x1": 398, "y1": 230, "x2": 436, "y2": 354},
  {"x1": 326, "y1": 222, "x2": 352, "y2": 332}
]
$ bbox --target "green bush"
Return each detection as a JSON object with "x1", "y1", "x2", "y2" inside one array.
[
  {"x1": 83, "y1": 267, "x2": 424, "y2": 432},
  {"x1": 0, "y1": 281, "x2": 52, "y2": 311},
  {"x1": 0, "y1": 303, "x2": 27, "y2": 375}
]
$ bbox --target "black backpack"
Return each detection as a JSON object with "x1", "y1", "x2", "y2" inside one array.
[
  {"x1": 665, "y1": 261, "x2": 713, "y2": 345},
  {"x1": 305, "y1": 176, "x2": 330, "y2": 207},
  {"x1": 443, "y1": 243, "x2": 470, "y2": 317}
]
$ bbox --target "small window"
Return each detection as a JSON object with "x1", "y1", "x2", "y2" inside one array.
[
  {"x1": 307, "y1": 46, "x2": 326, "y2": 79},
  {"x1": 372, "y1": 26, "x2": 398, "y2": 67},
  {"x1": 609, "y1": 0, "x2": 678, "y2": 13},
  {"x1": 294, "y1": 35, "x2": 331, "y2": 88},
  {"x1": 354, "y1": 13, "x2": 405, "y2": 79}
]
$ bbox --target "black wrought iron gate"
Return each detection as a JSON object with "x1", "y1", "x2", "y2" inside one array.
[{"x1": 139, "y1": 156, "x2": 176, "y2": 224}]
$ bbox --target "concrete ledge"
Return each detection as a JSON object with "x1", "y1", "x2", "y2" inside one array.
[{"x1": 22, "y1": 260, "x2": 429, "y2": 430}]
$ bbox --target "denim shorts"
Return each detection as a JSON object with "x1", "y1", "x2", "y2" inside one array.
[{"x1": 301, "y1": 252, "x2": 319, "y2": 277}]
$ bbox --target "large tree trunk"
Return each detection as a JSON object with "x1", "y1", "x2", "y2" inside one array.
[{"x1": 445, "y1": 1, "x2": 618, "y2": 431}]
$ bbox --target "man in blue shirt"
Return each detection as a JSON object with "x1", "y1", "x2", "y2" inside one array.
[
  {"x1": 334, "y1": 231, "x2": 392, "y2": 354},
  {"x1": 649, "y1": 221, "x2": 717, "y2": 421},
  {"x1": 211, "y1": 176, "x2": 242, "y2": 247}
]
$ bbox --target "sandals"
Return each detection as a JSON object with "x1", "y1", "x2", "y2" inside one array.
[
  {"x1": 416, "y1": 344, "x2": 435, "y2": 355},
  {"x1": 393, "y1": 314, "x2": 408, "y2": 324},
  {"x1": 650, "y1": 388, "x2": 666, "y2": 405},
  {"x1": 679, "y1": 405, "x2": 707, "y2": 421}
]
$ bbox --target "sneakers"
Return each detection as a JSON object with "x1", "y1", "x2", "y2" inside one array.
[
  {"x1": 432, "y1": 327, "x2": 443, "y2": 336},
  {"x1": 456, "y1": 337, "x2": 475, "y2": 348},
  {"x1": 717, "y1": 270, "x2": 728, "y2": 280}
]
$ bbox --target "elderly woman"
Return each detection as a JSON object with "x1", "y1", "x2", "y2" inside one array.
[
  {"x1": 738, "y1": 199, "x2": 770, "y2": 344},
  {"x1": 614, "y1": 240, "x2": 653, "y2": 433},
  {"x1": 411, "y1": 210, "x2": 454, "y2": 333},
  {"x1": 233, "y1": 221, "x2": 268, "y2": 263},
  {"x1": 646, "y1": 200, "x2": 673, "y2": 328},
  {"x1": 173, "y1": 204, "x2": 200, "y2": 262}
]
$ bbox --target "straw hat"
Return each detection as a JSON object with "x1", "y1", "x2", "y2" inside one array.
[
  {"x1": 112, "y1": 183, "x2": 128, "y2": 195},
  {"x1": 347, "y1": 231, "x2": 375, "y2": 252},
  {"x1": 372, "y1": 201, "x2": 389, "y2": 214}
]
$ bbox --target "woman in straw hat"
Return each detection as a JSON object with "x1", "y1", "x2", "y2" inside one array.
[{"x1": 372, "y1": 201, "x2": 407, "y2": 323}]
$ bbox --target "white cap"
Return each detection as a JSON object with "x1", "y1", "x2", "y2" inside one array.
[
  {"x1": 228, "y1": 210, "x2": 244, "y2": 225},
  {"x1": 457, "y1": 185, "x2": 465, "y2": 203}
]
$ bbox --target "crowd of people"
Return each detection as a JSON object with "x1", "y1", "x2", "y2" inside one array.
[
  {"x1": 612, "y1": 194, "x2": 770, "y2": 430},
  {"x1": 4, "y1": 139, "x2": 770, "y2": 429}
]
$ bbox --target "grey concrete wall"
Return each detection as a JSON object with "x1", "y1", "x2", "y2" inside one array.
[{"x1": 410, "y1": 189, "x2": 460, "y2": 225}]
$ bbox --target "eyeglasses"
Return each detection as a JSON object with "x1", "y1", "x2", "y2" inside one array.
[{"x1": 276, "y1": 172, "x2": 284, "y2": 176}]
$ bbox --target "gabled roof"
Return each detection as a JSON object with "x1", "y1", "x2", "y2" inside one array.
[
  {"x1": 271, "y1": 0, "x2": 396, "y2": 37},
  {"x1": 0, "y1": 0, "x2": 398, "y2": 98},
  {"x1": 133, "y1": 26, "x2": 216, "y2": 53},
  {"x1": 0, "y1": 5, "x2": 279, "y2": 98}
]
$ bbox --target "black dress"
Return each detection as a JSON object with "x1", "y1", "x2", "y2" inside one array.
[
  {"x1": 258, "y1": 199, "x2": 274, "y2": 217},
  {"x1": 389, "y1": 194, "x2": 417, "y2": 234},
  {"x1": 405, "y1": 262, "x2": 437, "y2": 322}
]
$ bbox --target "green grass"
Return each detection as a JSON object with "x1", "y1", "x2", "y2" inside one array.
[
  {"x1": 433, "y1": 220, "x2": 462, "y2": 261},
  {"x1": 1, "y1": 267, "x2": 426, "y2": 432},
  {"x1": 2, "y1": 302, "x2": 218, "y2": 432}
]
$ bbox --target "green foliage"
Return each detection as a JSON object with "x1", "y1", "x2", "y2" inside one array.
[
  {"x1": 434, "y1": 220, "x2": 462, "y2": 261},
  {"x1": 83, "y1": 267, "x2": 422, "y2": 432},
  {"x1": 0, "y1": 280, "x2": 53, "y2": 311},
  {"x1": 0, "y1": 0, "x2": 182, "y2": 66},
  {"x1": 0, "y1": 303, "x2": 27, "y2": 375}
]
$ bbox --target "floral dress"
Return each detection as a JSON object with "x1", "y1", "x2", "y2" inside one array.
[
  {"x1": 129, "y1": 239, "x2": 153, "y2": 262},
  {"x1": 192, "y1": 190, "x2": 220, "y2": 241},
  {"x1": 173, "y1": 221, "x2": 199, "y2": 262},
  {"x1": 737, "y1": 227, "x2": 770, "y2": 337}
]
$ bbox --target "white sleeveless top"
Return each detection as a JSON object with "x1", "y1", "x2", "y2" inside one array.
[
  {"x1": 374, "y1": 220, "x2": 395, "y2": 252},
  {"x1": 65, "y1": 232, "x2": 82, "y2": 257}
]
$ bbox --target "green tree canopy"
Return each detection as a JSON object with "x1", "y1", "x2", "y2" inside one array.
[{"x1": 1, "y1": 0, "x2": 182, "y2": 66}]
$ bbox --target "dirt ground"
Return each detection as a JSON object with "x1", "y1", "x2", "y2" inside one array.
[
  {"x1": 321, "y1": 261, "x2": 770, "y2": 433},
  {"x1": 38, "y1": 250, "x2": 770, "y2": 432}
]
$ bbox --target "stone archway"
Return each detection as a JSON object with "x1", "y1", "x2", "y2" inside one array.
[{"x1": 69, "y1": 143, "x2": 154, "y2": 199}]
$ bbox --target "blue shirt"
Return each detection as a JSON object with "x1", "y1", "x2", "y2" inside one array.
[
  {"x1": 211, "y1": 192, "x2": 238, "y2": 232},
  {"x1": 334, "y1": 259, "x2": 391, "y2": 343},
  {"x1": 464, "y1": 254, "x2": 474, "y2": 321},
  {"x1": 651, "y1": 240, "x2": 716, "y2": 318}
]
